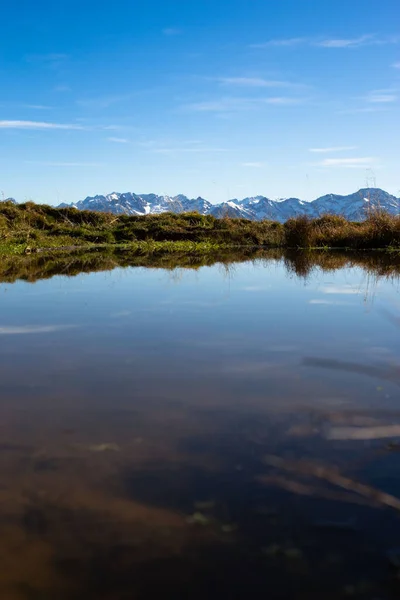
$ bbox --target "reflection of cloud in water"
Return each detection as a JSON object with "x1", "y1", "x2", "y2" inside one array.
[
  {"x1": 262, "y1": 454, "x2": 400, "y2": 511},
  {"x1": 320, "y1": 285, "x2": 361, "y2": 295},
  {"x1": 327, "y1": 424, "x2": 400, "y2": 440},
  {"x1": 0, "y1": 325, "x2": 76, "y2": 335},
  {"x1": 309, "y1": 299, "x2": 353, "y2": 306}
]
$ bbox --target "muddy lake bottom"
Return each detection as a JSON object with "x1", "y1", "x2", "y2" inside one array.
[{"x1": 1, "y1": 252, "x2": 400, "y2": 599}]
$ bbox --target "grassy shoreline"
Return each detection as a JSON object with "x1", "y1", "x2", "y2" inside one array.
[{"x1": 1, "y1": 200, "x2": 400, "y2": 255}]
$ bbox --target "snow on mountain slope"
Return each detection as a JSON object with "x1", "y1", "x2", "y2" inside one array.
[{"x1": 57, "y1": 188, "x2": 400, "y2": 222}]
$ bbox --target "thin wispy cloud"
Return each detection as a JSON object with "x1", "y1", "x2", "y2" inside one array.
[
  {"x1": 151, "y1": 146, "x2": 229, "y2": 154},
  {"x1": 101, "y1": 125, "x2": 122, "y2": 131},
  {"x1": 242, "y1": 162, "x2": 267, "y2": 168},
  {"x1": 0, "y1": 103, "x2": 53, "y2": 110},
  {"x1": 25, "y1": 161, "x2": 103, "y2": 167},
  {"x1": 24, "y1": 104, "x2": 53, "y2": 110},
  {"x1": 366, "y1": 90, "x2": 397, "y2": 103},
  {"x1": 264, "y1": 97, "x2": 302, "y2": 105},
  {"x1": 338, "y1": 106, "x2": 388, "y2": 114},
  {"x1": 251, "y1": 37, "x2": 307, "y2": 48},
  {"x1": 184, "y1": 96, "x2": 304, "y2": 112},
  {"x1": 0, "y1": 120, "x2": 85, "y2": 130},
  {"x1": 316, "y1": 34, "x2": 374, "y2": 48},
  {"x1": 139, "y1": 138, "x2": 202, "y2": 148},
  {"x1": 317, "y1": 157, "x2": 376, "y2": 168},
  {"x1": 251, "y1": 34, "x2": 399, "y2": 49},
  {"x1": 309, "y1": 146, "x2": 357, "y2": 153},
  {"x1": 108, "y1": 137, "x2": 129, "y2": 143},
  {"x1": 217, "y1": 77, "x2": 299, "y2": 88},
  {"x1": 393, "y1": 62, "x2": 400, "y2": 68},
  {"x1": 184, "y1": 98, "x2": 249, "y2": 112}
]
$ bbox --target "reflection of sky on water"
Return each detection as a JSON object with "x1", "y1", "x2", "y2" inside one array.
[
  {"x1": 0, "y1": 258, "x2": 399, "y2": 598},
  {"x1": 0, "y1": 259, "x2": 399, "y2": 413}
]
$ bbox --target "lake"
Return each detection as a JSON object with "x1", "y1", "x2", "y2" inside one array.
[{"x1": 1, "y1": 250, "x2": 400, "y2": 599}]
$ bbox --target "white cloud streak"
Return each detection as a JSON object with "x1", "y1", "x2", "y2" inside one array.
[
  {"x1": 25, "y1": 161, "x2": 103, "y2": 167},
  {"x1": 24, "y1": 105, "x2": 53, "y2": 110},
  {"x1": 184, "y1": 96, "x2": 304, "y2": 112},
  {"x1": 217, "y1": 77, "x2": 299, "y2": 88},
  {"x1": 0, "y1": 325, "x2": 76, "y2": 335},
  {"x1": 366, "y1": 90, "x2": 398, "y2": 103},
  {"x1": 108, "y1": 137, "x2": 129, "y2": 143},
  {"x1": 338, "y1": 106, "x2": 388, "y2": 114},
  {"x1": 151, "y1": 146, "x2": 229, "y2": 154},
  {"x1": 242, "y1": 162, "x2": 267, "y2": 168},
  {"x1": 309, "y1": 146, "x2": 357, "y2": 153},
  {"x1": 251, "y1": 37, "x2": 307, "y2": 48},
  {"x1": 316, "y1": 34, "x2": 374, "y2": 48},
  {"x1": 264, "y1": 97, "x2": 302, "y2": 105},
  {"x1": 0, "y1": 120, "x2": 84, "y2": 130},
  {"x1": 316, "y1": 157, "x2": 376, "y2": 168},
  {"x1": 251, "y1": 34, "x2": 399, "y2": 49}
]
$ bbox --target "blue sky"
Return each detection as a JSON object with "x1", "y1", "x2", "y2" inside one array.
[{"x1": 1, "y1": 0, "x2": 399, "y2": 205}]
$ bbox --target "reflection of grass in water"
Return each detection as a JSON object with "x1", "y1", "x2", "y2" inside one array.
[
  {"x1": 0, "y1": 246, "x2": 275, "y2": 283},
  {"x1": 283, "y1": 248, "x2": 400, "y2": 279},
  {"x1": 1, "y1": 247, "x2": 400, "y2": 284}
]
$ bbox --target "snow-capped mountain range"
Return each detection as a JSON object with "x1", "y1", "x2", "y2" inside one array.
[{"x1": 41, "y1": 188, "x2": 400, "y2": 221}]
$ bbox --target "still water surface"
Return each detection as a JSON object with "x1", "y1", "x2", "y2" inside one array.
[{"x1": 1, "y1": 254, "x2": 400, "y2": 599}]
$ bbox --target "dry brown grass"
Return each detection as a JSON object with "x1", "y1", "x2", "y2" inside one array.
[
  {"x1": 1, "y1": 200, "x2": 400, "y2": 252},
  {"x1": 284, "y1": 212, "x2": 400, "y2": 249}
]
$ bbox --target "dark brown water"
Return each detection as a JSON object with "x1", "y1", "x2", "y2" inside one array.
[{"x1": 1, "y1": 253, "x2": 400, "y2": 599}]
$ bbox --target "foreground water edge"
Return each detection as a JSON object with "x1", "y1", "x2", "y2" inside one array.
[{"x1": 0, "y1": 250, "x2": 399, "y2": 599}]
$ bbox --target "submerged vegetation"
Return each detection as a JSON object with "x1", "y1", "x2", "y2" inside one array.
[{"x1": 1, "y1": 200, "x2": 400, "y2": 255}]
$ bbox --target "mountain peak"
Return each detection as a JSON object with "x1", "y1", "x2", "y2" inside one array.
[{"x1": 54, "y1": 188, "x2": 400, "y2": 222}]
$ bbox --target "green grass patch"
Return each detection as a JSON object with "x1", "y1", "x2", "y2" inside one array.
[{"x1": 1, "y1": 200, "x2": 400, "y2": 255}]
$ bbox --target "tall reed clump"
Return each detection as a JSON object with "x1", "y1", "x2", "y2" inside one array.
[
  {"x1": 284, "y1": 216, "x2": 314, "y2": 248},
  {"x1": 283, "y1": 212, "x2": 400, "y2": 249},
  {"x1": 364, "y1": 211, "x2": 400, "y2": 248}
]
